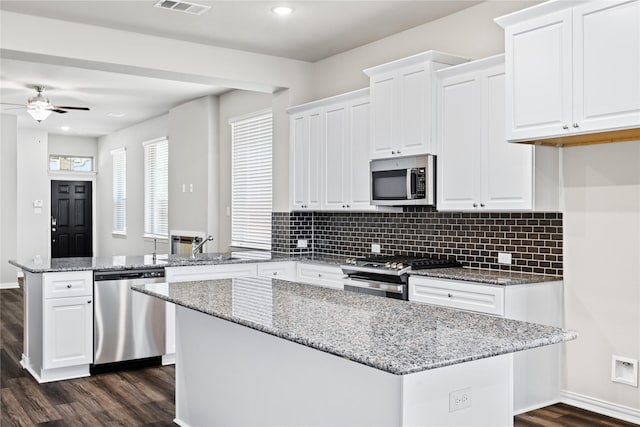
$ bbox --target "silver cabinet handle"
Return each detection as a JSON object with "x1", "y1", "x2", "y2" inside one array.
[
  {"x1": 573, "y1": 123, "x2": 579, "y2": 128},
  {"x1": 480, "y1": 203, "x2": 485, "y2": 208},
  {"x1": 447, "y1": 293, "x2": 453, "y2": 298},
  {"x1": 562, "y1": 125, "x2": 569, "y2": 130},
  {"x1": 473, "y1": 203, "x2": 478, "y2": 208},
  {"x1": 342, "y1": 205, "x2": 346, "y2": 208},
  {"x1": 391, "y1": 150, "x2": 396, "y2": 155},
  {"x1": 318, "y1": 273, "x2": 322, "y2": 278},
  {"x1": 397, "y1": 150, "x2": 401, "y2": 154},
  {"x1": 273, "y1": 272, "x2": 277, "y2": 276},
  {"x1": 87, "y1": 300, "x2": 92, "y2": 304},
  {"x1": 346, "y1": 204, "x2": 350, "y2": 208},
  {"x1": 67, "y1": 284, "x2": 72, "y2": 288}
]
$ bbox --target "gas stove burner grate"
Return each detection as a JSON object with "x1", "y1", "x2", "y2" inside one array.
[{"x1": 347, "y1": 255, "x2": 461, "y2": 270}]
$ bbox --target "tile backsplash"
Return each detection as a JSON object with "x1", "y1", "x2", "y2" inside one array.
[{"x1": 272, "y1": 209, "x2": 563, "y2": 276}]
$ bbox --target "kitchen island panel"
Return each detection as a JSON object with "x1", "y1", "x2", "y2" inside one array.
[{"x1": 175, "y1": 305, "x2": 513, "y2": 427}]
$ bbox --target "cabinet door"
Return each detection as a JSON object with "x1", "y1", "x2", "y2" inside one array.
[
  {"x1": 290, "y1": 114, "x2": 308, "y2": 210},
  {"x1": 398, "y1": 63, "x2": 431, "y2": 156},
  {"x1": 348, "y1": 99, "x2": 374, "y2": 210},
  {"x1": 437, "y1": 74, "x2": 481, "y2": 211},
  {"x1": 296, "y1": 263, "x2": 345, "y2": 289},
  {"x1": 370, "y1": 70, "x2": 397, "y2": 159},
  {"x1": 323, "y1": 104, "x2": 348, "y2": 210},
  {"x1": 482, "y1": 68, "x2": 533, "y2": 210},
  {"x1": 43, "y1": 296, "x2": 93, "y2": 369},
  {"x1": 573, "y1": 0, "x2": 640, "y2": 132},
  {"x1": 505, "y1": 10, "x2": 572, "y2": 141},
  {"x1": 307, "y1": 111, "x2": 323, "y2": 210}
]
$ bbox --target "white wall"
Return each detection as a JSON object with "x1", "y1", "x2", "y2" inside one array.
[
  {"x1": 218, "y1": 90, "x2": 274, "y2": 251},
  {"x1": 49, "y1": 133, "x2": 98, "y2": 159},
  {"x1": 1, "y1": 115, "x2": 18, "y2": 286},
  {"x1": 16, "y1": 128, "x2": 49, "y2": 261},
  {"x1": 309, "y1": 0, "x2": 541, "y2": 100},
  {"x1": 97, "y1": 114, "x2": 169, "y2": 256},
  {"x1": 168, "y1": 96, "x2": 219, "y2": 252},
  {"x1": 561, "y1": 141, "x2": 640, "y2": 410}
]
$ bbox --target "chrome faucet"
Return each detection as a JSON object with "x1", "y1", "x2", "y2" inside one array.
[{"x1": 192, "y1": 235, "x2": 214, "y2": 258}]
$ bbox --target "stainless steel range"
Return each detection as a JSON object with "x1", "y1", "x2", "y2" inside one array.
[{"x1": 341, "y1": 255, "x2": 461, "y2": 300}]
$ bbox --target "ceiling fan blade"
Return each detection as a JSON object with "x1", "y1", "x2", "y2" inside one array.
[
  {"x1": 53, "y1": 105, "x2": 90, "y2": 111},
  {"x1": 51, "y1": 109, "x2": 69, "y2": 114}
]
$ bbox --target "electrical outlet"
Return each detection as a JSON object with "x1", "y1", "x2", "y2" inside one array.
[
  {"x1": 297, "y1": 239, "x2": 308, "y2": 249},
  {"x1": 612, "y1": 355, "x2": 638, "y2": 387},
  {"x1": 449, "y1": 387, "x2": 472, "y2": 412},
  {"x1": 371, "y1": 244, "x2": 381, "y2": 253},
  {"x1": 498, "y1": 252, "x2": 512, "y2": 265}
]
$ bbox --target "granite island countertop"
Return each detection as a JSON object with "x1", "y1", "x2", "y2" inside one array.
[{"x1": 132, "y1": 277, "x2": 577, "y2": 375}]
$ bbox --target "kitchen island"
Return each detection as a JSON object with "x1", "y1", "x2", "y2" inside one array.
[{"x1": 134, "y1": 277, "x2": 576, "y2": 427}]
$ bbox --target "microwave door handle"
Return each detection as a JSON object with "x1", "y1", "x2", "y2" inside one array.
[{"x1": 406, "y1": 169, "x2": 413, "y2": 200}]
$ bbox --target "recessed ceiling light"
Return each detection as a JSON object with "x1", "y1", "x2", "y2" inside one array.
[
  {"x1": 60, "y1": 126, "x2": 70, "y2": 131},
  {"x1": 107, "y1": 112, "x2": 126, "y2": 118},
  {"x1": 272, "y1": 6, "x2": 294, "y2": 16}
]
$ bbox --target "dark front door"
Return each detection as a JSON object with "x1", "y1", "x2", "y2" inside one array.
[{"x1": 51, "y1": 180, "x2": 93, "y2": 258}]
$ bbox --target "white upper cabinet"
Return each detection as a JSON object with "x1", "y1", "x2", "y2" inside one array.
[
  {"x1": 290, "y1": 109, "x2": 322, "y2": 210},
  {"x1": 364, "y1": 51, "x2": 468, "y2": 159},
  {"x1": 497, "y1": 0, "x2": 640, "y2": 142},
  {"x1": 288, "y1": 89, "x2": 376, "y2": 211},
  {"x1": 436, "y1": 55, "x2": 558, "y2": 212}
]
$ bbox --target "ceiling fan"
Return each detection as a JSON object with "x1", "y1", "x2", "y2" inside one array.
[{"x1": 1, "y1": 85, "x2": 90, "y2": 123}]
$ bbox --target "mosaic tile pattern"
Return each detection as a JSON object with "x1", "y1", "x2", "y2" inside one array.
[{"x1": 272, "y1": 209, "x2": 563, "y2": 276}]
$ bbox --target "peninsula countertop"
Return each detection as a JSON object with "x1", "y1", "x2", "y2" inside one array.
[{"x1": 132, "y1": 277, "x2": 577, "y2": 375}]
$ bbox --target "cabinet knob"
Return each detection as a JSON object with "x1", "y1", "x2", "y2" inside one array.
[
  {"x1": 447, "y1": 293, "x2": 453, "y2": 298},
  {"x1": 562, "y1": 124, "x2": 569, "y2": 130},
  {"x1": 346, "y1": 204, "x2": 350, "y2": 208},
  {"x1": 473, "y1": 203, "x2": 478, "y2": 208},
  {"x1": 273, "y1": 272, "x2": 277, "y2": 276},
  {"x1": 67, "y1": 284, "x2": 72, "y2": 288},
  {"x1": 391, "y1": 150, "x2": 396, "y2": 155},
  {"x1": 342, "y1": 205, "x2": 346, "y2": 208},
  {"x1": 480, "y1": 203, "x2": 485, "y2": 208},
  {"x1": 573, "y1": 123, "x2": 579, "y2": 128},
  {"x1": 397, "y1": 150, "x2": 401, "y2": 154},
  {"x1": 318, "y1": 273, "x2": 322, "y2": 278},
  {"x1": 87, "y1": 300, "x2": 92, "y2": 304}
]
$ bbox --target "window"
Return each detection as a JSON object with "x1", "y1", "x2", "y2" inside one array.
[
  {"x1": 143, "y1": 137, "x2": 169, "y2": 238},
  {"x1": 230, "y1": 110, "x2": 272, "y2": 250},
  {"x1": 111, "y1": 148, "x2": 126, "y2": 235},
  {"x1": 49, "y1": 155, "x2": 93, "y2": 172}
]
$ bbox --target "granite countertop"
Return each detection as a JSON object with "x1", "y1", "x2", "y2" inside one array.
[
  {"x1": 411, "y1": 267, "x2": 561, "y2": 285},
  {"x1": 133, "y1": 278, "x2": 577, "y2": 376},
  {"x1": 8, "y1": 251, "x2": 346, "y2": 273}
]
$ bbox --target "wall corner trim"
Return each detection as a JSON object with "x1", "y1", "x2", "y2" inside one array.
[{"x1": 560, "y1": 390, "x2": 640, "y2": 425}]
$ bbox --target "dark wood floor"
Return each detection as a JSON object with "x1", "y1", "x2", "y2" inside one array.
[{"x1": 1, "y1": 288, "x2": 637, "y2": 426}]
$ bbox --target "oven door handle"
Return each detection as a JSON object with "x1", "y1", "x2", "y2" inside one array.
[{"x1": 343, "y1": 277, "x2": 404, "y2": 294}]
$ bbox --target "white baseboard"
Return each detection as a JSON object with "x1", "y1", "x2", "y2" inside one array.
[
  {"x1": 560, "y1": 390, "x2": 640, "y2": 425},
  {"x1": 0, "y1": 282, "x2": 19, "y2": 289}
]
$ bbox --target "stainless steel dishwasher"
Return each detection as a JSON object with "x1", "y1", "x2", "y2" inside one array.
[{"x1": 92, "y1": 268, "x2": 166, "y2": 372}]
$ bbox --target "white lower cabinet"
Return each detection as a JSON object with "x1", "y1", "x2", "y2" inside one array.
[
  {"x1": 409, "y1": 275, "x2": 563, "y2": 414},
  {"x1": 296, "y1": 263, "x2": 345, "y2": 290},
  {"x1": 257, "y1": 261, "x2": 297, "y2": 281},
  {"x1": 43, "y1": 295, "x2": 93, "y2": 370}
]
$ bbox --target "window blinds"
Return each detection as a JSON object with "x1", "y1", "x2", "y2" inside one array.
[
  {"x1": 143, "y1": 137, "x2": 169, "y2": 238},
  {"x1": 111, "y1": 148, "x2": 126, "y2": 234},
  {"x1": 230, "y1": 111, "x2": 272, "y2": 250}
]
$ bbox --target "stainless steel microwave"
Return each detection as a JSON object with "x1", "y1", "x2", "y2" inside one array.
[{"x1": 370, "y1": 155, "x2": 435, "y2": 206}]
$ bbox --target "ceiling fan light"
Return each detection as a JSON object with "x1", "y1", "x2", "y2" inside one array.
[{"x1": 27, "y1": 107, "x2": 52, "y2": 123}]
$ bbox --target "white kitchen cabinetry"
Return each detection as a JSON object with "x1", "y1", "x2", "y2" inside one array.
[
  {"x1": 436, "y1": 55, "x2": 559, "y2": 211},
  {"x1": 497, "y1": 0, "x2": 640, "y2": 143},
  {"x1": 296, "y1": 263, "x2": 345, "y2": 290},
  {"x1": 21, "y1": 270, "x2": 94, "y2": 382},
  {"x1": 290, "y1": 109, "x2": 322, "y2": 210},
  {"x1": 364, "y1": 51, "x2": 468, "y2": 159},
  {"x1": 289, "y1": 89, "x2": 376, "y2": 211},
  {"x1": 409, "y1": 275, "x2": 563, "y2": 414},
  {"x1": 257, "y1": 261, "x2": 297, "y2": 281}
]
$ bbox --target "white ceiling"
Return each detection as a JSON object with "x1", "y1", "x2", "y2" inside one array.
[{"x1": 0, "y1": 0, "x2": 482, "y2": 138}]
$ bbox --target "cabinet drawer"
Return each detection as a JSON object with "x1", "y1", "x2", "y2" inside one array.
[
  {"x1": 257, "y1": 262, "x2": 297, "y2": 281},
  {"x1": 43, "y1": 271, "x2": 93, "y2": 299},
  {"x1": 165, "y1": 263, "x2": 258, "y2": 283},
  {"x1": 296, "y1": 263, "x2": 345, "y2": 290},
  {"x1": 409, "y1": 277, "x2": 505, "y2": 316}
]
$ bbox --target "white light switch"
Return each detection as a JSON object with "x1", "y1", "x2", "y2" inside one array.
[
  {"x1": 182, "y1": 184, "x2": 186, "y2": 193},
  {"x1": 371, "y1": 244, "x2": 381, "y2": 253},
  {"x1": 190, "y1": 184, "x2": 193, "y2": 193},
  {"x1": 498, "y1": 252, "x2": 512, "y2": 264},
  {"x1": 297, "y1": 239, "x2": 308, "y2": 249}
]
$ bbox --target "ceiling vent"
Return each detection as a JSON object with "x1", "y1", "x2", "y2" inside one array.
[{"x1": 153, "y1": 0, "x2": 211, "y2": 15}]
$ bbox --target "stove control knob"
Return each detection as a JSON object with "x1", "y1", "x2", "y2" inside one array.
[
  {"x1": 385, "y1": 262, "x2": 392, "y2": 268},
  {"x1": 345, "y1": 258, "x2": 352, "y2": 264},
  {"x1": 397, "y1": 263, "x2": 404, "y2": 270},
  {"x1": 390, "y1": 262, "x2": 397, "y2": 269}
]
